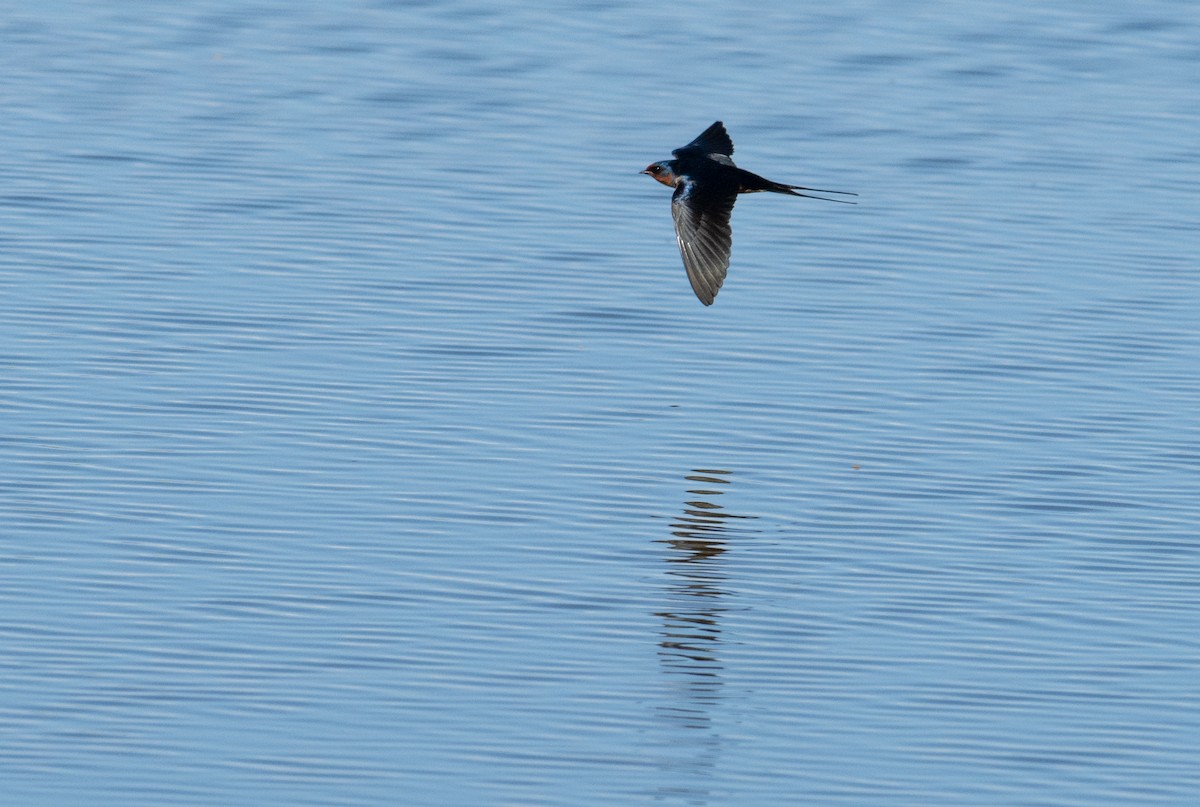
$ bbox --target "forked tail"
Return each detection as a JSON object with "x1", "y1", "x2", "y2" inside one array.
[{"x1": 737, "y1": 168, "x2": 857, "y2": 203}]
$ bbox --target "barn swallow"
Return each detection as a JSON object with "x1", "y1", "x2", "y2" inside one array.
[{"x1": 642, "y1": 121, "x2": 855, "y2": 305}]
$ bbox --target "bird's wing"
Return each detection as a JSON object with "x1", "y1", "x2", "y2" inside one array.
[
  {"x1": 673, "y1": 121, "x2": 734, "y2": 160},
  {"x1": 671, "y1": 180, "x2": 737, "y2": 306}
]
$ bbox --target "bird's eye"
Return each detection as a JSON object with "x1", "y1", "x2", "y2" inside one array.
[{"x1": 648, "y1": 165, "x2": 660, "y2": 174}]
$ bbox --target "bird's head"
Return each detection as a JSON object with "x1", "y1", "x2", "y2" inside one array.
[{"x1": 640, "y1": 161, "x2": 677, "y2": 187}]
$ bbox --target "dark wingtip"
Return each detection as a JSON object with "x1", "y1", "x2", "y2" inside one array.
[{"x1": 679, "y1": 122, "x2": 735, "y2": 159}]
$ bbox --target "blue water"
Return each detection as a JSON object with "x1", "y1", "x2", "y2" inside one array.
[{"x1": 2, "y1": 2, "x2": 1199, "y2": 805}]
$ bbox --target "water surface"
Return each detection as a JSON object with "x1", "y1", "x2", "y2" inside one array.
[{"x1": 2, "y1": 2, "x2": 1198, "y2": 805}]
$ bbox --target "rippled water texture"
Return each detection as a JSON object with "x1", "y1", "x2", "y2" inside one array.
[{"x1": 2, "y1": 2, "x2": 1198, "y2": 805}]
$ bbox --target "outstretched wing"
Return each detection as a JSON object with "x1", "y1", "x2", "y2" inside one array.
[
  {"x1": 671, "y1": 180, "x2": 737, "y2": 305},
  {"x1": 672, "y1": 120, "x2": 734, "y2": 160}
]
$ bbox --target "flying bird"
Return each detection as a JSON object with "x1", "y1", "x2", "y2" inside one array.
[{"x1": 641, "y1": 121, "x2": 855, "y2": 305}]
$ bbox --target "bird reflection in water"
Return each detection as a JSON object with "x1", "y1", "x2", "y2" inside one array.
[{"x1": 655, "y1": 468, "x2": 758, "y2": 729}]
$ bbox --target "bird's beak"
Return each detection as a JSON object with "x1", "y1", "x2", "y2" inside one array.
[{"x1": 638, "y1": 168, "x2": 650, "y2": 175}]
